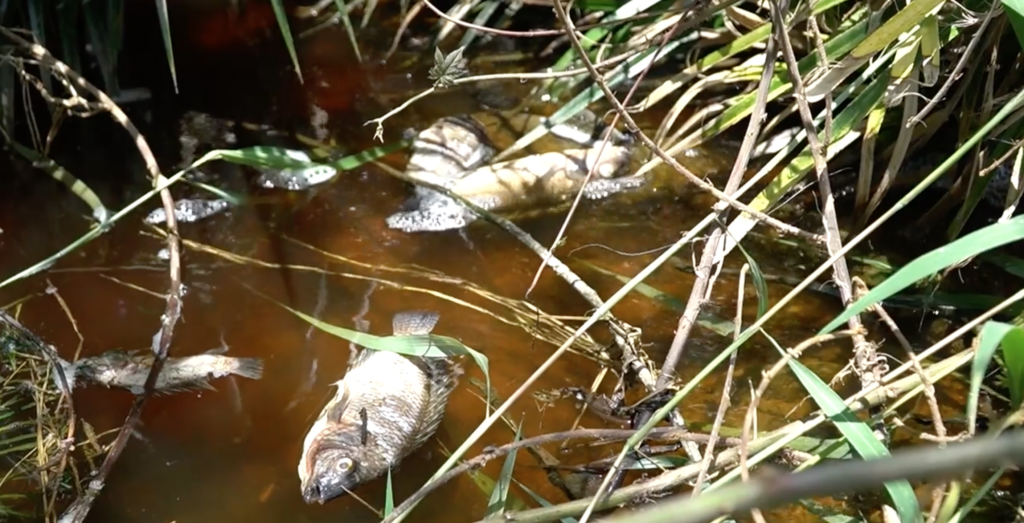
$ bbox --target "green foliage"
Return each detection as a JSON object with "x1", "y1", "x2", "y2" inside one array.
[
  {"x1": 1002, "y1": 0, "x2": 1024, "y2": 49},
  {"x1": 822, "y1": 215, "x2": 1024, "y2": 334},
  {"x1": 783, "y1": 351, "x2": 921, "y2": 522},
  {"x1": 262, "y1": 291, "x2": 492, "y2": 416},
  {"x1": 484, "y1": 421, "x2": 522, "y2": 517},
  {"x1": 429, "y1": 46, "x2": 470, "y2": 89}
]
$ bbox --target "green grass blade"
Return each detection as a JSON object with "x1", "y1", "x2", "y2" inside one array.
[
  {"x1": 999, "y1": 326, "x2": 1024, "y2": 410},
  {"x1": 459, "y1": 0, "x2": 501, "y2": 49},
  {"x1": 1005, "y1": 0, "x2": 1024, "y2": 49},
  {"x1": 784, "y1": 356, "x2": 921, "y2": 522},
  {"x1": 733, "y1": 242, "x2": 770, "y2": 320},
  {"x1": 821, "y1": 215, "x2": 1024, "y2": 334},
  {"x1": 436, "y1": 440, "x2": 530, "y2": 512},
  {"x1": 360, "y1": 0, "x2": 378, "y2": 28},
  {"x1": 385, "y1": 468, "x2": 395, "y2": 516},
  {"x1": 850, "y1": 0, "x2": 944, "y2": 59},
  {"x1": 330, "y1": 139, "x2": 411, "y2": 170},
  {"x1": 260, "y1": 291, "x2": 492, "y2": 415},
  {"x1": 6, "y1": 139, "x2": 111, "y2": 223},
  {"x1": 269, "y1": 0, "x2": 303, "y2": 83},
  {"x1": 548, "y1": 0, "x2": 664, "y2": 73},
  {"x1": 485, "y1": 420, "x2": 522, "y2": 517},
  {"x1": 154, "y1": 0, "x2": 178, "y2": 93},
  {"x1": 214, "y1": 139, "x2": 408, "y2": 173},
  {"x1": 512, "y1": 478, "x2": 579, "y2": 523},
  {"x1": 702, "y1": 13, "x2": 868, "y2": 138},
  {"x1": 331, "y1": 0, "x2": 363, "y2": 63},
  {"x1": 971, "y1": 322, "x2": 1024, "y2": 430}
]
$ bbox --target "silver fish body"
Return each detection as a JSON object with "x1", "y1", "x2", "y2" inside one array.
[
  {"x1": 385, "y1": 114, "x2": 641, "y2": 232},
  {"x1": 298, "y1": 311, "x2": 459, "y2": 505},
  {"x1": 62, "y1": 348, "x2": 264, "y2": 395}
]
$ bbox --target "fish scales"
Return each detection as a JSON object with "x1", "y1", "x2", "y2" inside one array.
[
  {"x1": 298, "y1": 310, "x2": 460, "y2": 505},
  {"x1": 66, "y1": 349, "x2": 264, "y2": 395}
]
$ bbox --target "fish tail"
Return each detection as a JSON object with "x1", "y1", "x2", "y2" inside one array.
[
  {"x1": 392, "y1": 310, "x2": 440, "y2": 336},
  {"x1": 230, "y1": 357, "x2": 265, "y2": 380}
]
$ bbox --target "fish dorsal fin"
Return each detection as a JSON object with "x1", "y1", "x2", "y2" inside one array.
[
  {"x1": 202, "y1": 345, "x2": 229, "y2": 356},
  {"x1": 325, "y1": 381, "x2": 350, "y2": 423},
  {"x1": 392, "y1": 311, "x2": 440, "y2": 336}
]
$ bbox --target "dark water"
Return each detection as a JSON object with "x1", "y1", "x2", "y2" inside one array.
[{"x1": 0, "y1": 1, "x2": 984, "y2": 522}]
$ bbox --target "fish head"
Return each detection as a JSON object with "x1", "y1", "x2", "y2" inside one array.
[{"x1": 299, "y1": 422, "x2": 372, "y2": 504}]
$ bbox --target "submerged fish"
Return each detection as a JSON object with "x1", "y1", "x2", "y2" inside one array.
[
  {"x1": 58, "y1": 347, "x2": 264, "y2": 395},
  {"x1": 298, "y1": 310, "x2": 460, "y2": 504}
]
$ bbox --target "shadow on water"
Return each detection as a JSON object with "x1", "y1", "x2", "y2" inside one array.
[{"x1": 0, "y1": 1, "x2": 978, "y2": 522}]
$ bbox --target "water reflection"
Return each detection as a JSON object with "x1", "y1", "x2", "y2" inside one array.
[{"x1": 0, "y1": 4, "x2": 861, "y2": 523}]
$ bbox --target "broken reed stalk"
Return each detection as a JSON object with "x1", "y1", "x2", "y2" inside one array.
[{"x1": 0, "y1": 28, "x2": 184, "y2": 523}]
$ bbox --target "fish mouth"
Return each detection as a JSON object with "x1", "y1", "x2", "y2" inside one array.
[{"x1": 301, "y1": 480, "x2": 350, "y2": 505}]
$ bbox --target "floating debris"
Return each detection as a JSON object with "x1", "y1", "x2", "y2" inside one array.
[
  {"x1": 144, "y1": 198, "x2": 233, "y2": 225},
  {"x1": 57, "y1": 348, "x2": 264, "y2": 395},
  {"x1": 298, "y1": 310, "x2": 460, "y2": 504}
]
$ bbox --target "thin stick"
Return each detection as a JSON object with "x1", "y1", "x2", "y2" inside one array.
[{"x1": 693, "y1": 264, "x2": 747, "y2": 496}]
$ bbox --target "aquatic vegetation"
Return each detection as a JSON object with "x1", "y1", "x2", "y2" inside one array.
[
  {"x1": 4, "y1": 0, "x2": 1024, "y2": 520},
  {"x1": 0, "y1": 310, "x2": 107, "y2": 522}
]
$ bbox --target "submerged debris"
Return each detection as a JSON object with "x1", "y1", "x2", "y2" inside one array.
[
  {"x1": 298, "y1": 310, "x2": 461, "y2": 504},
  {"x1": 56, "y1": 348, "x2": 264, "y2": 395}
]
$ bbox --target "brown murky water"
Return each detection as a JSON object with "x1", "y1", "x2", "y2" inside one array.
[{"x1": 0, "y1": 1, "x2": 990, "y2": 522}]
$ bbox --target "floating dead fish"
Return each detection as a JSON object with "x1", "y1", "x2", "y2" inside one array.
[
  {"x1": 57, "y1": 347, "x2": 264, "y2": 395},
  {"x1": 385, "y1": 114, "x2": 642, "y2": 232},
  {"x1": 386, "y1": 144, "x2": 639, "y2": 232},
  {"x1": 144, "y1": 198, "x2": 233, "y2": 225},
  {"x1": 255, "y1": 150, "x2": 338, "y2": 191},
  {"x1": 297, "y1": 310, "x2": 460, "y2": 504},
  {"x1": 404, "y1": 116, "x2": 496, "y2": 186}
]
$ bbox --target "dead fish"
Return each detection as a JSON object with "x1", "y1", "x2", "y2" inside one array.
[
  {"x1": 144, "y1": 198, "x2": 233, "y2": 225},
  {"x1": 298, "y1": 310, "x2": 460, "y2": 504},
  {"x1": 58, "y1": 347, "x2": 264, "y2": 395}
]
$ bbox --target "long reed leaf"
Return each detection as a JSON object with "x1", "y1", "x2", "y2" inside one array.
[{"x1": 821, "y1": 214, "x2": 1024, "y2": 334}]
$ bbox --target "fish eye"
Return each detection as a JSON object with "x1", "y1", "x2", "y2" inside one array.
[{"x1": 338, "y1": 457, "x2": 354, "y2": 472}]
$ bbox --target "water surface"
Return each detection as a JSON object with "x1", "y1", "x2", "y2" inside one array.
[{"x1": 0, "y1": 3, "x2": 964, "y2": 522}]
